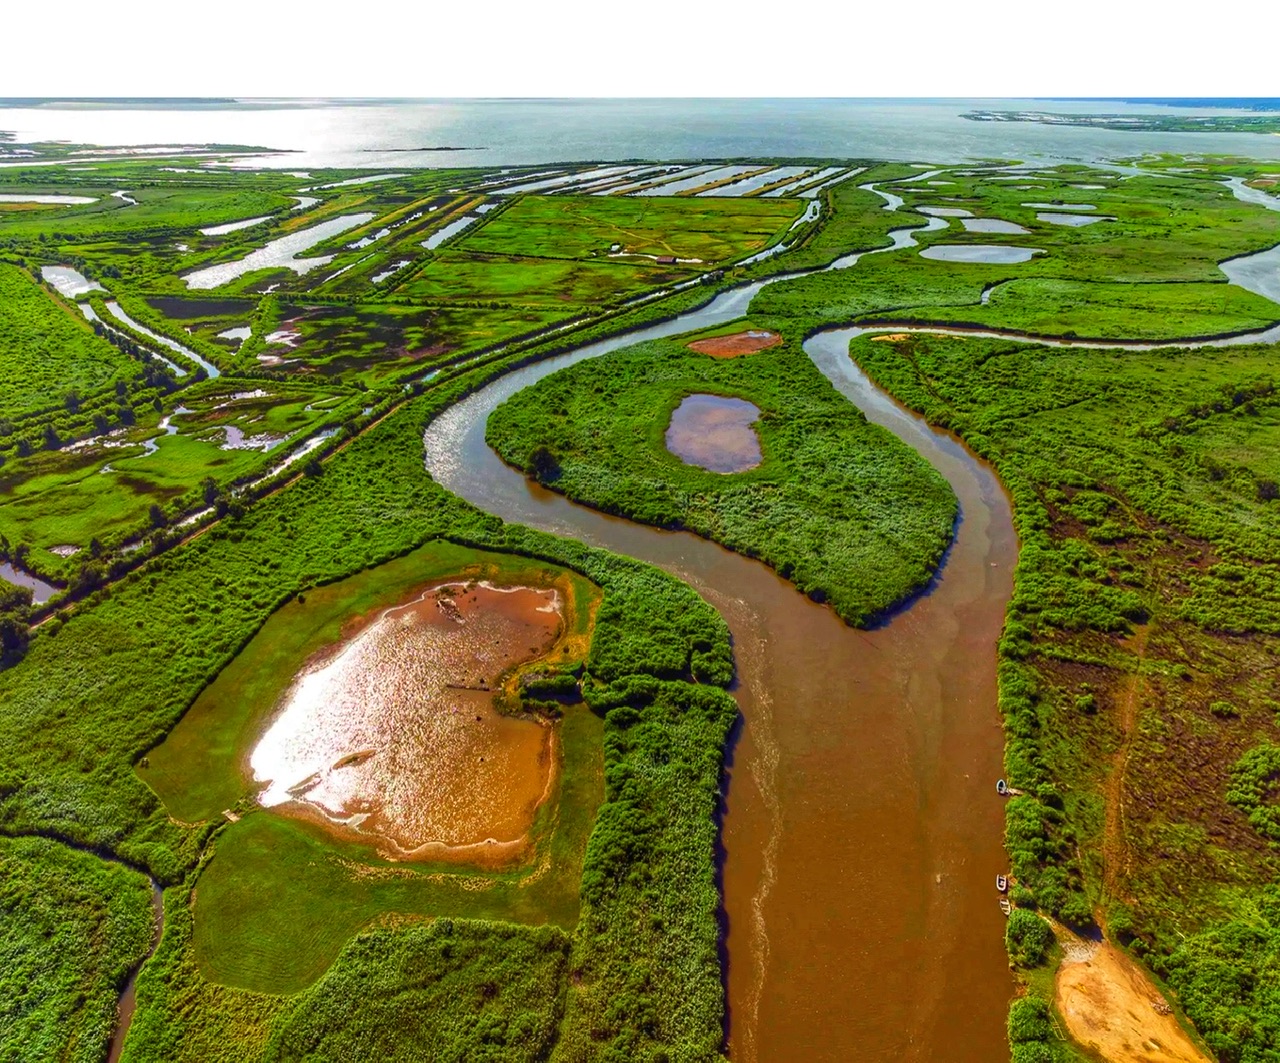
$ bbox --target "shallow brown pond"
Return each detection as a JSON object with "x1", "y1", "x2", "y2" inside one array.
[
  {"x1": 250, "y1": 581, "x2": 561, "y2": 860},
  {"x1": 667, "y1": 393, "x2": 763, "y2": 473},
  {"x1": 688, "y1": 329, "x2": 783, "y2": 358}
]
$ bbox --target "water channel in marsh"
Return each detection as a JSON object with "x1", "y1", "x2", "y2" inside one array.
[{"x1": 423, "y1": 192, "x2": 1019, "y2": 1061}]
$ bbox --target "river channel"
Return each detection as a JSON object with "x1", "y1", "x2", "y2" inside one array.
[{"x1": 423, "y1": 201, "x2": 1018, "y2": 1060}]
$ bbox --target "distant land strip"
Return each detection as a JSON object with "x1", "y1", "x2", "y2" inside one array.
[{"x1": 964, "y1": 110, "x2": 1280, "y2": 134}]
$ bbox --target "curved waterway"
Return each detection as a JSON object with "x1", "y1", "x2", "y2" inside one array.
[
  {"x1": 106, "y1": 876, "x2": 163, "y2": 1063},
  {"x1": 423, "y1": 204, "x2": 1017, "y2": 1060}
]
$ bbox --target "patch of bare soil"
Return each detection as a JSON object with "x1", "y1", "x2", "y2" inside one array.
[
  {"x1": 1103, "y1": 624, "x2": 1149, "y2": 901},
  {"x1": 1055, "y1": 928, "x2": 1210, "y2": 1063},
  {"x1": 870, "y1": 333, "x2": 913, "y2": 342},
  {"x1": 687, "y1": 329, "x2": 782, "y2": 358}
]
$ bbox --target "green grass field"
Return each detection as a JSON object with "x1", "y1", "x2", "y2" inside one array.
[
  {"x1": 393, "y1": 250, "x2": 694, "y2": 307},
  {"x1": 0, "y1": 264, "x2": 135, "y2": 422},
  {"x1": 457, "y1": 193, "x2": 802, "y2": 262}
]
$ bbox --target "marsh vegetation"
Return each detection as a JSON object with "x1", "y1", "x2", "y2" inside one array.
[{"x1": 2, "y1": 144, "x2": 1279, "y2": 1063}]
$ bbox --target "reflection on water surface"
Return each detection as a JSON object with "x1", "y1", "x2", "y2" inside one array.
[{"x1": 251, "y1": 580, "x2": 562, "y2": 860}]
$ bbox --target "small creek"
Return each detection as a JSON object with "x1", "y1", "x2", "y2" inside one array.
[
  {"x1": 103, "y1": 302, "x2": 221, "y2": 379},
  {"x1": 106, "y1": 879, "x2": 163, "y2": 1063}
]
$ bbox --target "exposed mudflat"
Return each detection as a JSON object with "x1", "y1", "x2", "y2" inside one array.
[
  {"x1": 1055, "y1": 930, "x2": 1210, "y2": 1063},
  {"x1": 688, "y1": 329, "x2": 783, "y2": 358}
]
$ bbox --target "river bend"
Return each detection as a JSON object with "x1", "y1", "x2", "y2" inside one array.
[{"x1": 423, "y1": 204, "x2": 1017, "y2": 1061}]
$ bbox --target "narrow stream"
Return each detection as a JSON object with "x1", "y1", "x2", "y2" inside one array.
[
  {"x1": 422, "y1": 200, "x2": 1016, "y2": 1060},
  {"x1": 106, "y1": 879, "x2": 163, "y2": 1063}
]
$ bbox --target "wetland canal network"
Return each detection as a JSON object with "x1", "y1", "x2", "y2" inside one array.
[{"x1": 0, "y1": 96, "x2": 1278, "y2": 1063}]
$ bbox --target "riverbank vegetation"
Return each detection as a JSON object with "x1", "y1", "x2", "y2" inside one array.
[
  {"x1": 0, "y1": 836, "x2": 155, "y2": 1063},
  {"x1": 0, "y1": 263, "x2": 135, "y2": 421},
  {"x1": 852, "y1": 329, "x2": 1280, "y2": 1061}
]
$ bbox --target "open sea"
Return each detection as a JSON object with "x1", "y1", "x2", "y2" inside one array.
[{"x1": 3, "y1": 97, "x2": 1280, "y2": 169}]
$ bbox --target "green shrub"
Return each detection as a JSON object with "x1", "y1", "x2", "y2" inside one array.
[{"x1": 1006, "y1": 910, "x2": 1054, "y2": 967}]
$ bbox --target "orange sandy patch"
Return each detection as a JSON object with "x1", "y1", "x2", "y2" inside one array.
[
  {"x1": 688, "y1": 329, "x2": 782, "y2": 358},
  {"x1": 870, "y1": 333, "x2": 912, "y2": 342},
  {"x1": 1055, "y1": 930, "x2": 1210, "y2": 1063}
]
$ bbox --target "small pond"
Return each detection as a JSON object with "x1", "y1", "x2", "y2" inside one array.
[
  {"x1": 422, "y1": 214, "x2": 481, "y2": 250},
  {"x1": 666, "y1": 394, "x2": 763, "y2": 473},
  {"x1": 920, "y1": 245, "x2": 1044, "y2": 264},
  {"x1": 250, "y1": 580, "x2": 562, "y2": 859},
  {"x1": 0, "y1": 562, "x2": 57, "y2": 604},
  {"x1": 0, "y1": 194, "x2": 96, "y2": 204},
  {"x1": 961, "y1": 218, "x2": 1030, "y2": 234},
  {"x1": 40, "y1": 265, "x2": 104, "y2": 298},
  {"x1": 200, "y1": 215, "x2": 273, "y2": 236},
  {"x1": 1022, "y1": 202, "x2": 1097, "y2": 211},
  {"x1": 182, "y1": 212, "x2": 375, "y2": 289},
  {"x1": 1038, "y1": 212, "x2": 1115, "y2": 227},
  {"x1": 1221, "y1": 243, "x2": 1280, "y2": 305}
]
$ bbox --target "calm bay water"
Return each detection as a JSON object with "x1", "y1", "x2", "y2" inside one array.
[{"x1": 4, "y1": 98, "x2": 1280, "y2": 169}]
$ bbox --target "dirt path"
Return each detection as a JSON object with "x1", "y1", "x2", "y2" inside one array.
[
  {"x1": 1055, "y1": 929, "x2": 1210, "y2": 1063},
  {"x1": 1102, "y1": 624, "x2": 1150, "y2": 903}
]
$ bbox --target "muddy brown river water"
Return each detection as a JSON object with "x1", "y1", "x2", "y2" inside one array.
[{"x1": 424, "y1": 230, "x2": 1018, "y2": 1058}]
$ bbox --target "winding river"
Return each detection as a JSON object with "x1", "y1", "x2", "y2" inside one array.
[
  {"x1": 423, "y1": 202, "x2": 1018, "y2": 1060},
  {"x1": 89, "y1": 171, "x2": 1280, "y2": 1058}
]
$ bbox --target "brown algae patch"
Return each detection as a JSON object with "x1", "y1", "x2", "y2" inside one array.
[
  {"x1": 687, "y1": 329, "x2": 782, "y2": 358},
  {"x1": 666, "y1": 393, "x2": 763, "y2": 473},
  {"x1": 250, "y1": 580, "x2": 563, "y2": 861}
]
